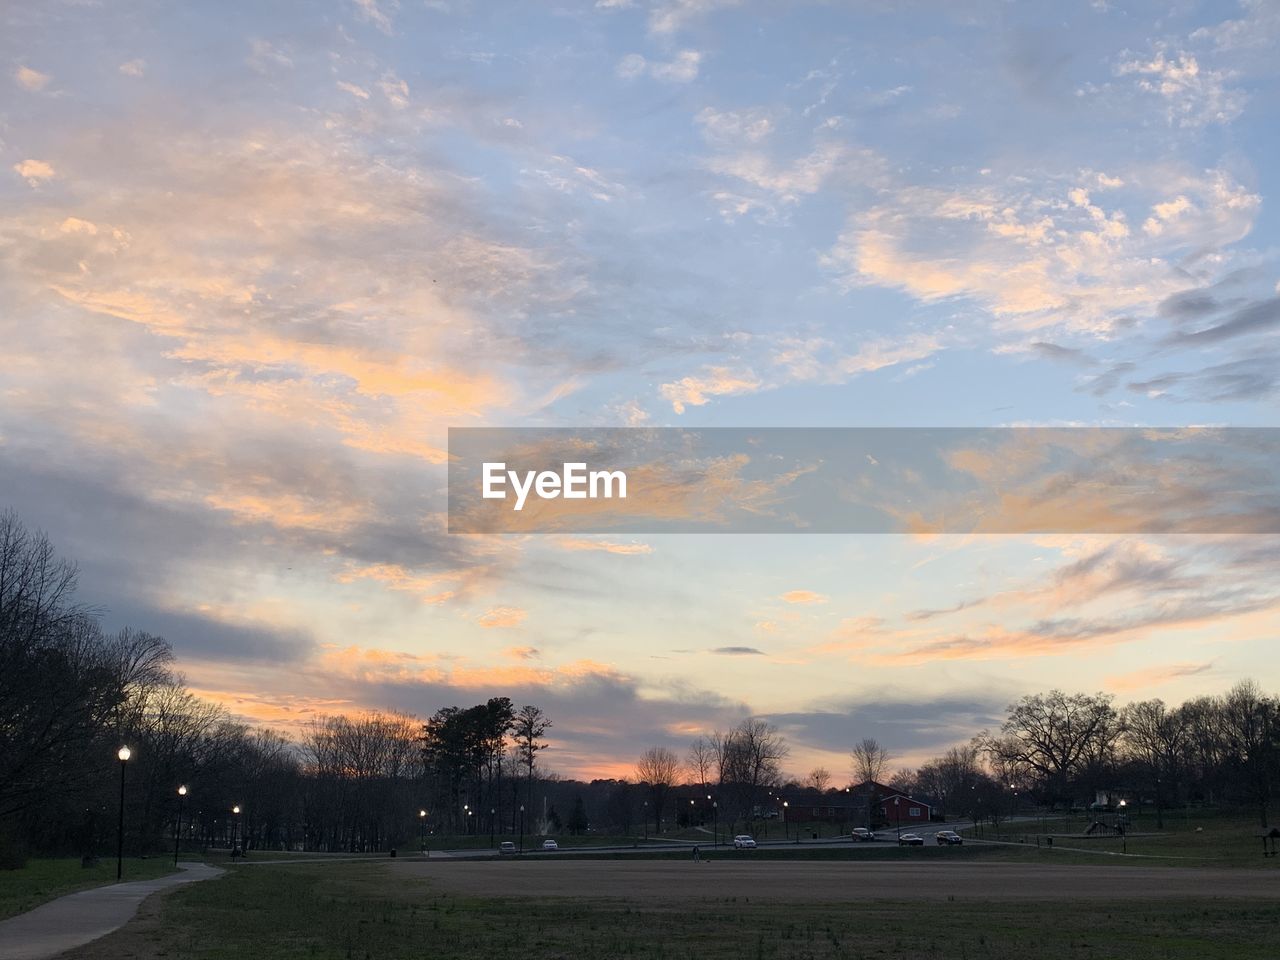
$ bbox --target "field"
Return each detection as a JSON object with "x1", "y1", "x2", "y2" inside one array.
[
  {"x1": 56, "y1": 849, "x2": 1280, "y2": 960},
  {"x1": 0, "y1": 858, "x2": 177, "y2": 921}
]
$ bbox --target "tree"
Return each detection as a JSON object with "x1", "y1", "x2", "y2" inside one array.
[
  {"x1": 850, "y1": 738, "x2": 891, "y2": 828},
  {"x1": 1122, "y1": 699, "x2": 1188, "y2": 829},
  {"x1": 635, "y1": 747, "x2": 681, "y2": 832},
  {"x1": 512, "y1": 705, "x2": 551, "y2": 814},
  {"x1": 1221, "y1": 681, "x2": 1279, "y2": 827},
  {"x1": 981, "y1": 690, "x2": 1118, "y2": 808},
  {"x1": 807, "y1": 767, "x2": 832, "y2": 792},
  {"x1": 687, "y1": 737, "x2": 715, "y2": 792},
  {"x1": 567, "y1": 795, "x2": 589, "y2": 835}
]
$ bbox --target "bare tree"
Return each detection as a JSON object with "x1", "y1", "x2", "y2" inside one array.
[
  {"x1": 1122, "y1": 699, "x2": 1188, "y2": 829},
  {"x1": 980, "y1": 690, "x2": 1118, "y2": 808},
  {"x1": 687, "y1": 736, "x2": 715, "y2": 792},
  {"x1": 635, "y1": 747, "x2": 681, "y2": 832},
  {"x1": 807, "y1": 767, "x2": 832, "y2": 792},
  {"x1": 850, "y1": 738, "x2": 891, "y2": 828}
]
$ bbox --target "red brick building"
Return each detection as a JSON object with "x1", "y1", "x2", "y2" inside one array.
[{"x1": 878, "y1": 792, "x2": 931, "y2": 826}]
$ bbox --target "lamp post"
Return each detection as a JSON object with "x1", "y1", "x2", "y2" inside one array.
[
  {"x1": 894, "y1": 796, "x2": 901, "y2": 842},
  {"x1": 783, "y1": 801, "x2": 789, "y2": 841},
  {"x1": 643, "y1": 800, "x2": 648, "y2": 841},
  {"x1": 232, "y1": 805, "x2": 241, "y2": 855},
  {"x1": 1118, "y1": 799, "x2": 1128, "y2": 854},
  {"x1": 116, "y1": 746, "x2": 131, "y2": 880},
  {"x1": 419, "y1": 809, "x2": 427, "y2": 854},
  {"x1": 490, "y1": 808, "x2": 495, "y2": 847},
  {"x1": 174, "y1": 786, "x2": 187, "y2": 866},
  {"x1": 712, "y1": 800, "x2": 718, "y2": 847},
  {"x1": 519, "y1": 804, "x2": 525, "y2": 854}
]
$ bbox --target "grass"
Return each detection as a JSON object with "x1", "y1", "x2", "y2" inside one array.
[
  {"x1": 0, "y1": 857, "x2": 180, "y2": 921},
  {"x1": 962, "y1": 812, "x2": 1280, "y2": 867},
  {"x1": 57, "y1": 859, "x2": 1280, "y2": 960}
]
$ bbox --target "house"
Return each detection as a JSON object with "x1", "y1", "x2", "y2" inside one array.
[{"x1": 877, "y1": 792, "x2": 932, "y2": 826}]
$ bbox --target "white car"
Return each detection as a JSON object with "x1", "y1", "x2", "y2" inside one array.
[
  {"x1": 499, "y1": 841, "x2": 516, "y2": 855},
  {"x1": 733, "y1": 835, "x2": 757, "y2": 849},
  {"x1": 542, "y1": 839, "x2": 558, "y2": 850},
  {"x1": 898, "y1": 833, "x2": 925, "y2": 846}
]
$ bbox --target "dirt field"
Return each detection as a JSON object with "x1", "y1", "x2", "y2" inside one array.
[{"x1": 394, "y1": 857, "x2": 1280, "y2": 901}]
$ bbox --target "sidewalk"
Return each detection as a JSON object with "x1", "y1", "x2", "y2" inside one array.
[{"x1": 0, "y1": 861, "x2": 223, "y2": 960}]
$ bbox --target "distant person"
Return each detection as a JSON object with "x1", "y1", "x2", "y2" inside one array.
[{"x1": 692, "y1": 844, "x2": 700, "y2": 862}]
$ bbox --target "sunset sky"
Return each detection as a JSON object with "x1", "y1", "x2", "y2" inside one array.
[{"x1": 3, "y1": 0, "x2": 1279, "y2": 780}]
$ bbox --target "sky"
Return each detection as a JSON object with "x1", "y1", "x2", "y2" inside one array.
[{"x1": 2, "y1": 0, "x2": 1279, "y2": 781}]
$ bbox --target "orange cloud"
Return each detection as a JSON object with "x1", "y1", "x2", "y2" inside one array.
[
  {"x1": 477, "y1": 606, "x2": 528, "y2": 629},
  {"x1": 1106, "y1": 662, "x2": 1213, "y2": 693},
  {"x1": 781, "y1": 589, "x2": 828, "y2": 605},
  {"x1": 554, "y1": 537, "x2": 654, "y2": 555}
]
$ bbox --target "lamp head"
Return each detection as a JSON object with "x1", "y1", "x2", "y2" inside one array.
[
  {"x1": 117, "y1": 745, "x2": 131, "y2": 762},
  {"x1": 232, "y1": 805, "x2": 241, "y2": 814},
  {"x1": 178, "y1": 785, "x2": 187, "y2": 797}
]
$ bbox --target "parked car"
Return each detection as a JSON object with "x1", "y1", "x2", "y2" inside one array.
[
  {"x1": 898, "y1": 833, "x2": 925, "y2": 846},
  {"x1": 733, "y1": 835, "x2": 757, "y2": 849},
  {"x1": 499, "y1": 841, "x2": 517, "y2": 855},
  {"x1": 542, "y1": 839, "x2": 559, "y2": 850},
  {"x1": 851, "y1": 827, "x2": 879, "y2": 842},
  {"x1": 935, "y1": 830, "x2": 964, "y2": 845}
]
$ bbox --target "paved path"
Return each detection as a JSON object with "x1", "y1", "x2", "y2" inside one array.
[{"x1": 0, "y1": 862, "x2": 222, "y2": 960}]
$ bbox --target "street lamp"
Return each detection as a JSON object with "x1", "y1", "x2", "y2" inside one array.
[
  {"x1": 1118, "y1": 799, "x2": 1128, "y2": 854},
  {"x1": 174, "y1": 786, "x2": 187, "y2": 866},
  {"x1": 116, "y1": 746, "x2": 131, "y2": 880},
  {"x1": 783, "y1": 801, "x2": 789, "y2": 841},
  {"x1": 490, "y1": 808, "x2": 495, "y2": 847},
  {"x1": 643, "y1": 800, "x2": 648, "y2": 841},
  {"x1": 894, "y1": 796, "x2": 901, "y2": 842},
  {"x1": 232, "y1": 805, "x2": 241, "y2": 856},
  {"x1": 712, "y1": 800, "x2": 718, "y2": 847},
  {"x1": 419, "y1": 809, "x2": 427, "y2": 854},
  {"x1": 519, "y1": 804, "x2": 525, "y2": 854}
]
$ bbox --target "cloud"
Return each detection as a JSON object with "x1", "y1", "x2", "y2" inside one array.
[
  {"x1": 711, "y1": 645, "x2": 765, "y2": 655},
  {"x1": 1116, "y1": 49, "x2": 1245, "y2": 127},
  {"x1": 648, "y1": 0, "x2": 741, "y2": 34},
  {"x1": 352, "y1": 0, "x2": 395, "y2": 34},
  {"x1": 1106, "y1": 661, "x2": 1214, "y2": 693},
  {"x1": 1169, "y1": 296, "x2": 1280, "y2": 347},
  {"x1": 14, "y1": 66, "x2": 50, "y2": 91},
  {"x1": 708, "y1": 142, "x2": 871, "y2": 203},
  {"x1": 616, "y1": 50, "x2": 701, "y2": 83},
  {"x1": 825, "y1": 168, "x2": 1260, "y2": 337},
  {"x1": 660, "y1": 366, "x2": 761, "y2": 413},
  {"x1": 477, "y1": 606, "x2": 528, "y2": 628},
  {"x1": 695, "y1": 107, "x2": 774, "y2": 144},
  {"x1": 13, "y1": 159, "x2": 55, "y2": 184},
  {"x1": 781, "y1": 589, "x2": 828, "y2": 605},
  {"x1": 555, "y1": 537, "x2": 654, "y2": 555},
  {"x1": 119, "y1": 60, "x2": 146, "y2": 78},
  {"x1": 336, "y1": 80, "x2": 371, "y2": 100}
]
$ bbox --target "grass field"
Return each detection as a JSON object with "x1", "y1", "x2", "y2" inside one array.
[
  {"x1": 963, "y1": 813, "x2": 1278, "y2": 866},
  {"x1": 0, "y1": 857, "x2": 178, "y2": 921},
  {"x1": 57, "y1": 857, "x2": 1280, "y2": 960}
]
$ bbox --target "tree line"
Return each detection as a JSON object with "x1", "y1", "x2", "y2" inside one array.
[
  {"x1": 5, "y1": 507, "x2": 1278, "y2": 861},
  {"x1": 0, "y1": 511, "x2": 554, "y2": 860}
]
